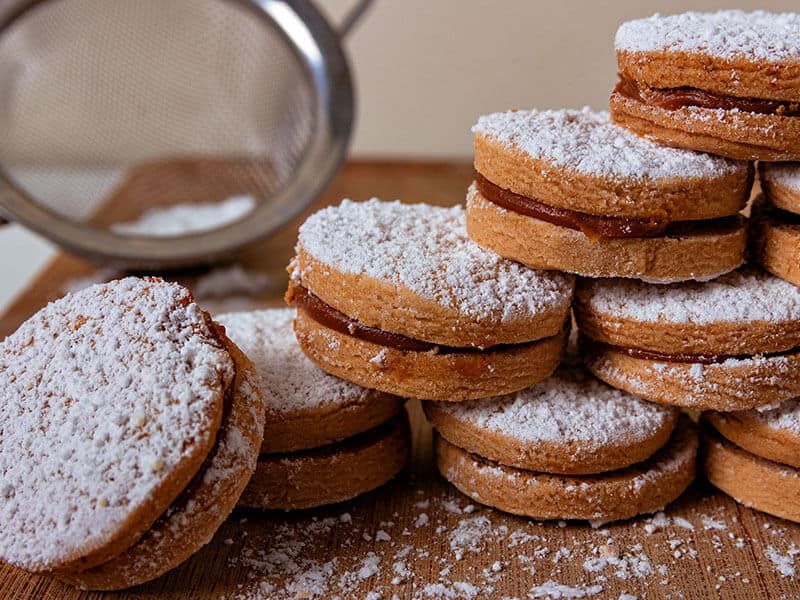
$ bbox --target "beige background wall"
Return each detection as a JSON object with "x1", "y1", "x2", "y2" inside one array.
[
  {"x1": 322, "y1": 0, "x2": 799, "y2": 158},
  {"x1": 2, "y1": 1, "x2": 800, "y2": 309}
]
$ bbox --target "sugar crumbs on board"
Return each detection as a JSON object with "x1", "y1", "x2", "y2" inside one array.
[{"x1": 216, "y1": 488, "x2": 800, "y2": 600}]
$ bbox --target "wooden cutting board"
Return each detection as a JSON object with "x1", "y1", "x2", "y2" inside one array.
[{"x1": 1, "y1": 161, "x2": 798, "y2": 600}]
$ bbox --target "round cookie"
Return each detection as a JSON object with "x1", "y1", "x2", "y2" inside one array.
[
  {"x1": 60, "y1": 338, "x2": 265, "y2": 590},
  {"x1": 469, "y1": 109, "x2": 750, "y2": 282},
  {"x1": 706, "y1": 400, "x2": 800, "y2": 469},
  {"x1": 0, "y1": 277, "x2": 234, "y2": 574},
  {"x1": 217, "y1": 308, "x2": 405, "y2": 453},
  {"x1": 750, "y1": 194, "x2": 800, "y2": 286},
  {"x1": 239, "y1": 413, "x2": 411, "y2": 511},
  {"x1": 576, "y1": 269, "x2": 800, "y2": 411},
  {"x1": 612, "y1": 10, "x2": 800, "y2": 161},
  {"x1": 760, "y1": 162, "x2": 800, "y2": 215},
  {"x1": 289, "y1": 199, "x2": 574, "y2": 401},
  {"x1": 703, "y1": 428, "x2": 800, "y2": 523},
  {"x1": 424, "y1": 369, "x2": 679, "y2": 475},
  {"x1": 436, "y1": 417, "x2": 697, "y2": 522}
]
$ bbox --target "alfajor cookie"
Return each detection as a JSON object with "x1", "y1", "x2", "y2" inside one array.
[
  {"x1": 287, "y1": 199, "x2": 574, "y2": 401},
  {"x1": 702, "y1": 427, "x2": 800, "y2": 524},
  {"x1": 0, "y1": 278, "x2": 264, "y2": 588},
  {"x1": 61, "y1": 338, "x2": 265, "y2": 590},
  {"x1": 706, "y1": 399, "x2": 800, "y2": 470},
  {"x1": 239, "y1": 413, "x2": 411, "y2": 511},
  {"x1": 424, "y1": 369, "x2": 680, "y2": 475},
  {"x1": 436, "y1": 416, "x2": 697, "y2": 522},
  {"x1": 469, "y1": 108, "x2": 751, "y2": 282},
  {"x1": 576, "y1": 269, "x2": 800, "y2": 411},
  {"x1": 217, "y1": 308, "x2": 405, "y2": 454},
  {"x1": 612, "y1": 10, "x2": 800, "y2": 161},
  {"x1": 753, "y1": 165, "x2": 800, "y2": 285}
]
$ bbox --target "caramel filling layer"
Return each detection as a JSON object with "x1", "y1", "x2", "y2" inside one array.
[
  {"x1": 616, "y1": 77, "x2": 800, "y2": 117},
  {"x1": 474, "y1": 171, "x2": 741, "y2": 239},
  {"x1": 291, "y1": 285, "x2": 541, "y2": 354},
  {"x1": 585, "y1": 338, "x2": 798, "y2": 365}
]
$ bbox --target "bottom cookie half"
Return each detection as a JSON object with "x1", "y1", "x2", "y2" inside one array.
[
  {"x1": 435, "y1": 417, "x2": 697, "y2": 522},
  {"x1": 239, "y1": 413, "x2": 411, "y2": 511}
]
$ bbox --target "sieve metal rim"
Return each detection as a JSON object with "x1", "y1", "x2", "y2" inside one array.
[{"x1": 0, "y1": 0, "x2": 358, "y2": 268}]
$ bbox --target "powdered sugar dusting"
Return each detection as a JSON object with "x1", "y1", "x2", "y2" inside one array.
[
  {"x1": 616, "y1": 11, "x2": 800, "y2": 63},
  {"x1": 762, "y1": 163, "x2": 800, "y2": 193},
  {"x1": 216, "y1": 308, "x2": 374, "y2": 415},
  {"x1": 578, "y1": 269, "x2": 800, "y2": 325},
  {"x1": 112, "y1": 195, "x2": 255, "y2": 237},
  {"x1": 298, "y1": 200, "x2": 574, "y2": 323},
  {"x1": 473, "y1": 108, "x2": 742, "y2": 180},
  {"x1": 431, "y1": 370, "x2": 676, "y2": 452},
  {"x1": 0, "y1": 277, "x2": 234, "y2": 571},
  {"x1": 744, "y1": 399, "x2": 800, "y2": 436}
]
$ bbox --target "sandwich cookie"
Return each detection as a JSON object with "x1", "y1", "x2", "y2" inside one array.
[
  {"x1": 62, "y1": 338, "x2": 265, "y2": 590},
  {"x1": 288, "y1": 199, "x2": 574, "y2": 401},
  {"x1": 424, "y1": 369, "x2": 680, "y2": 475},
  {"x1": 469, "y1": 108, "x2": 751, "y2": 282},
  {"x1": 612, "y1": 10, "x2": 800, "y2": 161},
  {"x1": 0, "y1": 278, "x2": 264, "y2": 589},
  {"x1": 576, "y1": 269, "x2": 800, "y2": 411},
  {"x1": 753, "y1": 164, "x2": 800, "y2": 285},
  {"x1": 217, "y1": 308, "x2": 405, "y2": 454},
  {"x1": 435, "y1": 414, "x2": 697, "y2": 522},
  {"x1": 702, "y1": 427, "x2": 800, "y2": 524},
  {"x1": 239, "y1": 414, "x2": 411, "y2": 511},
  {"x1": 706, "y1": 399, "x2": 800, "y2": 470},
  {"x1": 215, "y1": 308, "x2": 410, "y2": 511}
]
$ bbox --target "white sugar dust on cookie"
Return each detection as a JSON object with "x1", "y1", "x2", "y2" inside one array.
[
  {"x1": 473, "y1": 108, "x2": 740, "y2": 182},
  {"x1": 290, "y1": 199, "x2": 573, "y2": 401},
  {"x1": 707, "y1": 399, "x2": 800, "y2": 470},
  {"x1": 217, "y1": 308, "x2": 404, "y2": 453},
  {"x1": 576, "y1": 269, "x2": 800, "y2": 411},
  {"x1": 468, "y1": 107, "x2": 750, "y2": 282},
  {"x1": 0, "y1": 277, "x2": 234, "y2": 572},
  {"x1": 616, "y1": 11, "x2": 800, "y2": 63},
  {"x1": 425, "y1": 369, "x2": 678, "y2": 475}
]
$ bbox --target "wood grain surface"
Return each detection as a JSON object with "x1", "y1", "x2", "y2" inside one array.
[{"x1": 1, "y1": 161, "x2": 798, "y2": 600}]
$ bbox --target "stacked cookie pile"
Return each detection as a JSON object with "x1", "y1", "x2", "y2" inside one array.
[
  {"x1": 217, "y1": 308, "x2": 410, "y2": 511},
  {"x1": 460, "y1": 8, "x2": 800, "y2": 524}
]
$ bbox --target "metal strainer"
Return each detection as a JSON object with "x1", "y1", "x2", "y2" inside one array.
[{"x1": 0, "y1": 0, "x2": 368, "y2": 268}]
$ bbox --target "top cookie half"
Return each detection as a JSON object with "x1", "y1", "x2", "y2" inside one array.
[
  {"x1": 473, "y1": 108, "x2": 751, "y2": 221},
  {"x1": 291, "y1": 199, "x2": 574, "y2": 348},
  {"x1": 612, "y1": 11, "x2": 800, "y2": 161}
]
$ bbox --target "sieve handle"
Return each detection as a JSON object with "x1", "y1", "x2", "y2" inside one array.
[{"x1": 337, "y1": 0, "x2": 373, "y2": 37}]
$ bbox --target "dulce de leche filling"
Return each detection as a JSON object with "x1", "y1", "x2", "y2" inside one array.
[
  {"x1": 291, "y1": 285, "x2": 540, "y2": 354},
  {"x1": 474, "y1": 171, "x2": 741, "y2": 239},
  {"x1": 615, "y1": 77, "x2": 800, "y2": 117},
  {"x1": 584, "y1": 338, "x2": 799, "y2": 365}
]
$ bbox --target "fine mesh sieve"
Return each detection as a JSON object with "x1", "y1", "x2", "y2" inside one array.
[{"x1": 0, "y1": 0, "x2": 366, "y2": 267}]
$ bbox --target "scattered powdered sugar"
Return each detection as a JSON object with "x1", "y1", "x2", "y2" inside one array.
[
  {"x1": 529, "y1": 581, "x2": 604, "y2": 598},
  {"x1": 766, "y1": 545, "x2": 798, "y2": 577},
  {"x1": 578, "y1": 269, "x2": 800, "y2": 325},
  {"x1": 194, "y1": 265, "x2": 271, "y2": 299},
  {"x1": 762, "y1": 163, "x2": 800, "y2": 193},
  {"x1": 0, "y1": 277, "x2": 235, "y2": 571},
  {"x1": 431, "y1": 370, "x2": 676, "y2": 452},
  {"x1": 216, "y1": 308, "x2": 373, "y2": 415},
  {"x1": 616, "y1": 10, "x2": 800, "y2": 63},
  {"x1": 297, "y1": 199, "x2": 574, "y2": 323},
  {"x1": 473, "y1": 108, "x2": 742, "y2": 181},
  {"x1": 223, "y1": 487, "x2": 799, "y2": 599},
  {"x1": 743, "y1": 399, "x2": 800, "y2": 436},
  {"x1": 111, "y1": 195, "x2": 255, "y2": 236}
]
